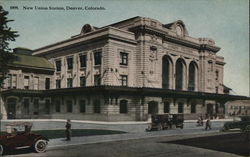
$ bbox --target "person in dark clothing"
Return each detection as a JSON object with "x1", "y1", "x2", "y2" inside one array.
[
  {"x1": 205, "y1": 118, "x2": 212, "y2": 130},
  {"x1": 65, "y1": 119, "x2": 71, "y2": 141}
]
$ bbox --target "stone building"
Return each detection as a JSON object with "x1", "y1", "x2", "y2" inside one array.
[
  {"x1": 0, "y1": 16, "x2": 248, "y2": 121},
  {"x1": 225, "y1": 100, "x2": 250, "y2": 117}
]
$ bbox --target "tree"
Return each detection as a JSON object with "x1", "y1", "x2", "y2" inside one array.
[{"x1": 0, "y1": 5, "x2": 19, "y2": 88}]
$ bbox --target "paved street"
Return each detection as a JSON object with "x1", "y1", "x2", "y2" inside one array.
[
  {"x1": 7, "y1": 132, "x2": 242, "y2": 157},
  {"x1": 1, "y1": 119, "x2": 238, "y2": 157}
]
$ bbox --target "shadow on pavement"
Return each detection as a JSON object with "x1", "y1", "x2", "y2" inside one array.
[
  {"x1": 161, "y1": 133, "x2": 250, "y2": 156},
  {"x1": 3, "y1": 148, "x2": 35, "y2": 155}
]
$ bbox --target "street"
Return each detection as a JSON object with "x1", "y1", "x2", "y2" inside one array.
[{"x1": 8, "y1": 132, "x2": 243, "y2": 157}]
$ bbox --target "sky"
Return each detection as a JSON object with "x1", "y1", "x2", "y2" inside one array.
[{"x1": 2, "y1": 0, "x2": 249, "y2": 96}]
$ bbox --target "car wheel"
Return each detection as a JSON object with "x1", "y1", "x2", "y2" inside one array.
[
  {"x1": 0, "y1": 144, "x2": 4, "y2": 155},
  {"x1": 34, "y1": 140, "x2": 47, "y2": 153}
]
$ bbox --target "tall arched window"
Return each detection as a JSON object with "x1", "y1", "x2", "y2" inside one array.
[
  {"x1": 120, "y1": 100, "x2": 128, "y2": 113},
  {"x1": 162, "y1": 56, "x2": 172, "y2": 89},
  {"x1": 176, "y1": 59, "x2": 185, "y2": 90},
  {"x1": 188, "y1": 62, "x2": 197, "y2": 91}
]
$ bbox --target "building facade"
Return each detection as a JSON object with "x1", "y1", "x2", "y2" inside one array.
[{"x1": 0, "y1": 17, "x2": 248, "y2": 121}]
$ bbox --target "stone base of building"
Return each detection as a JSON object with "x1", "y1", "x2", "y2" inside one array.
[{"x1": 1, "y1": 86, "x2": 248, "y2": 121}]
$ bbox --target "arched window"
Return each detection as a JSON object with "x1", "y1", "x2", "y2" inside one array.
[
  {"x1": 178, "y1": 102, "x2": 184, "y2": 113},
  {"x1": 162, "y1": 56, "x2": 172, "y2": 89},
  {"x1": 120, "y1": 100, "x2": 128, "y2": 114},
  {"x1": 188, "y1": 62, "x2": 197, "y2": 91},
  {"x1": 175, "y1": 59, "x2": 185, "y2": 90}
]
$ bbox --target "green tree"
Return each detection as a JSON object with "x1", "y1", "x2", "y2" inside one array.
[{"x1": 0, "y1": 5, "x2": 19, "y2": 87}]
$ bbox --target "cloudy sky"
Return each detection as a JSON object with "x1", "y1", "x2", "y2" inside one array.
[{"x1": 2, "y1": 0, "x2": 249, "y2": 96}]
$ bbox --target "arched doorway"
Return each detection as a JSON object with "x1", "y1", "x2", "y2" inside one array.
[
  {"x1": 7, "y1": 98, "x2": 17, "y2": 119},
  {"x1": 175, "y1": 59, "x2": 186, "y2": 90},
  {"x1": 188, "y1": 61, "x2": 198, "y2": 91},
  {"x1": 148, "y1": 101, "x2": 158, "y2": 114},
  {"x1": 162, "y1": 55, "x2": 172, "y2": 89}
]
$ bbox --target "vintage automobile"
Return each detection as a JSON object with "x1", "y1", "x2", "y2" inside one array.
[
  {"x1": 0, "y1": 122, "x2": 49, "y2": 155},
  {"x1": 146, "y1": 114, "x2": 184, "y2": 131}
]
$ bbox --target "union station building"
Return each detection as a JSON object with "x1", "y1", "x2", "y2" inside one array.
[{"x1": 0, "y1": 16, "x2": 248, "y2": 121}]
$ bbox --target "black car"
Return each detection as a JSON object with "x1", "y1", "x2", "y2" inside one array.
[{"x1": 147, "y1": 114, "x2": 184, "y2": 131}]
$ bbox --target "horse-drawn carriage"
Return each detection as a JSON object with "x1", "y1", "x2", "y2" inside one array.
[{"x1": 147, "y1": 114, "x2": 184, "y2": 131}]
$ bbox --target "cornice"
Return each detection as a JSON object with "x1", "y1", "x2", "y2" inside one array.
[{"x1": 129, "y1": 25, "x2": 220, "y2": 53}]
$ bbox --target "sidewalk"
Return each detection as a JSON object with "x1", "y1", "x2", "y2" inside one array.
[
  {"x1": 48, "y1": 127, "x2": 221, "y2": 149},
  {"x1": 0, "y1": 118, "x2": 233, "y2": 132}
]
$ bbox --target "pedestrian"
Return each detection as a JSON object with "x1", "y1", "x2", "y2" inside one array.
[
  {"x1": 65, "y1": 119, "x2": 71, "y2": 141},
  {"x1": 205, "y1": 118, "x2": 211, "y2": 130},
  {"x1": 200, "y1": 116, "x2": 204, "y2": 126}
]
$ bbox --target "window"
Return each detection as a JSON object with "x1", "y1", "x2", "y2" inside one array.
[
  {"x1": 23, "y1": 98, "x2": 29, "y2": 114},
  {"x1": 34, "y1": 77, "x2": 39, "y2": 90},
  {"x1": 120, "y1": 100, "x2": 128, "y2": 113},
  {"x1": 56, "y1": 79, "x2": 61, "y2": 89},
  {"x1": 55, "y1": 100, "x2": 60, "y2": 112},
  {"x1": 79, "y1": 100, "x2": 86, "y2": 113},
  {"x1": 79, "y1": 55, "x2": 87, "y2": 68},
  {"x1": 33, "y1": 99, "x2": 39, "y2": 115},
  {"x1": 215, "y1": 70, "x2": 219, "y2": 81},
  {"x1": 93, "y1": 100, "x2": 101, "y2": 113},
  {"x1": 94, "y1": 75, "x2": 101, "y2": 86},
  {"x1": 55, "y1": 60, "x2": 61, "y2": 72},
  {"x1": 12, "y1": 74, "x2": 17, "y2": 89},
  {"x1": 120, "y1": 75, "x2": 128, "y2": 86},
  {"x1": 80, "y1": 76, "x2": 86, "y2": 87},
  {"x1": 120, "y1": 52, "x2": 128, "y2": 65},
  {"x1": 216, "y1": 86, "x2": 219, "y2": 93},
  {"x1": 45, "y1": 78, "x2": 50, "y2": 89},
  {"x1": 67, "y1": 57, "x2": 73, "y2": 70},
  {"x1": 208, "y1": 61, "x2": 213, "y2": 71},
  {"x1": 7, "y1": 74, "x2": 17, "y2": 89},
  {"x1": 94, "y1": 51, "x2": 102, "y2": 65},
  {"x1": 7, "y1": 74, "x2": 11, "y2": 89},
  {"x1": 45, "y1": 99, "x2": 50, "y2": 114},
  {"x1": 24, "y1": 76, "x2": 29, "y2": 89},
  {"x1": 164, "y1": 102, "x2": 170, "y2": 113},
  {"x1": 191, "y1": 103, "x2": 196, "y2": 113},
  {"x1": 178, "y1": 102, "x2": 184, "y2": 113},
  {"x1": 66, "y1": 100, "x2": 73, "y2": 113},
  {"x1": 148, "y1": 101, "x2": 158, "y2": 114},
  {"x1": 67, "y1": 78, "x2": 73, "y2": 88}
]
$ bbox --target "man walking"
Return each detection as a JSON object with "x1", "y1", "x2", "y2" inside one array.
[
  {"x1": 205, "y1": 118, "x2": 212, "y2": 130},
  {"x1": 65, "y1": 119, "x2": 72, "y2": 141}
]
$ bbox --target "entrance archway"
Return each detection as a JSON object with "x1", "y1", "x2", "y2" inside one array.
[{"x1": 7, "y1": 98, "x2": 17, "y2": 119}]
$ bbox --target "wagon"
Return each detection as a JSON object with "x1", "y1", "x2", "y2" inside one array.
[
  {"x1": 0, "y1": 122, "x2": 49, "y2": 155},
  {"x1": 147, "y1": 114, "x2": 184, "y2": 131}
]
